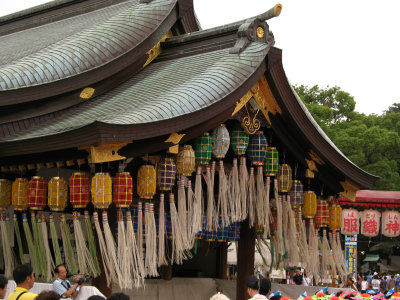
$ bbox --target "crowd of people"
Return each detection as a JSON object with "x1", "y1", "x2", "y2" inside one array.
[{"x1": 356, "y1": 272, "x2": 400, "y2": 293}]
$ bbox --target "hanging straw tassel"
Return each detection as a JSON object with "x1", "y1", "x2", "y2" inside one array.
[
  {"x1": 137, "y1": 202, "x2": 144, "y2": 273},
  {"x1": 286, "y1": 200, "x2": 300, "y2": 267},
  {"x1": 117, "y1": 210, "x2": 131, "y2": 289},
  {"x1": 73, "y1": 212, "x2": 97, "y2": 277},
  {"x1": 239, "y1": 157, "x2": 248, "y2": 221},
  {"x1": 330, "y1": 232, "x2": 345, "y2": 283},
  {"x1": 299, "y1": 220, "x2": 311, "y2": 275},
  {"x1": 32, "y1": 213, "x2": 46, "y2": 278},
  {"x1": 187, "y1": 180, "x2": 197, "y2": 246},
  {"x1": 308, "y1": 220, "x2": 320, "y2": 284},
  {"x1": 275, "y1": 195, "x2": 285, "y2": 260},
  {"x1": 263, "y1": 176, "x2": 271, "y2": 238},
  {"x1": 192, "y1": 167, "x2": 203, "y2": 238},
  {"x1": 335, "y1": 232, "x2": 347, "y2": 283},
  {"x1": 0, "y1": 213, "x2": 14, "y2": 278},
  {"x1": 102, "y1": 211, "x2": 124, "y2": 287},
  {"x1": 49, "y1": 214, "x2": 62, "y2": 266},
  {"x1": 60, "y1": 214, "x2": 78, "y2": 275},
  {"x1": 206, "y1": 164, "x2": 215, "y2": 231},
  {"x1": 158, "y1": 194, "x2": 167, "y2": 267},
  {"x1": 84, "y1": 211, "x2": 101, "y2": 277},
  {"x1": 145, "y1": 203, "x2": 159, "y2": 277},
  {"x1": 13, "y1": 214, "x2": 25, "y2": 265},
  {"x1": 126, "y1": 210, "x2": 145, "y2": 288},
  {"x1": 177, "y1": 179, "x2": 189, "y2": 248},
  {"x1": 40, "y1": 214, "x2": 55, "y2": 282},
  {"x1": 22, "y1": 213, "x2": 38, "y2": 273},
  {"x1": 93, "y1": 212, "x2": 113, "y2": 286},
  {"x1": 255, "y1": 166, "x2": 265, "y2": 228},
  {"x1": 248, "y1": 167, "x2": 256, "y2": 228},
  {"x1": 229, "y1": 158, "x2": 241, "y2": 222},
  {"x1": 217, "y1": 161, "x2": 230, "y2": 228}
]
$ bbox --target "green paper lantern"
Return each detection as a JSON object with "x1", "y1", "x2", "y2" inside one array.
[
  {"x1": 230, "y1": 125, "x2": 249, "y2": 156},
  {"x1": 195, "y1": 132, "x2": 212, "y2": 165},
  {"x1": 263, "y1": 146, "x2": 279, "y2": 176}
]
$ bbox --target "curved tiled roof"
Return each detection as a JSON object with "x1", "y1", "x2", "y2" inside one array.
[
  {"x1": 0, "y1": 42, "x2": 270, "y2": 145},
  {"x1": 0, "y1": 0, "x2": 175, "y2": 92}
]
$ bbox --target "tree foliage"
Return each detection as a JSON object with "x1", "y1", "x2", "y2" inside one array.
[{"x1": 293, "y1": 85, "x2": 400, "y2": 191}]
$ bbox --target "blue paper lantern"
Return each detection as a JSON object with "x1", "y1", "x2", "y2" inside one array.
[{"x1": 247, "y1": 131, "x2": 268, "y2": 165}]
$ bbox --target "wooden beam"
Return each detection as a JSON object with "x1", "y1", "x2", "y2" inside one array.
[
  {"x1": 218, "y1": 242, "x2": 228, "y2": 280},
  {"x1": 236, "y1": 219, "x2": 255, "y2": 300}
]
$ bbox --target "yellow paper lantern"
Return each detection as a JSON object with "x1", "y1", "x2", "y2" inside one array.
[
  {"x1": 48, "y1": 177, "x2": 68, "y2": 211},
  {"x1": 302, "y1": 191, "x2": 317, "y2": 218},
  {"x1": 329, "y1": 203, "x2": 342, "y2": 233},
  {"x1": 277, "y1": 164, "x2": 292, "y2": 193},
  {"x1": 0, "y1": 179, "x2": 11, "y2": 210},
  {"x1": 91, "y1": 173, "x2": 112, "y2": 209},
  {"x1": 176, "y1": 145, "x2": 195, "y2": 176},
  {"x1": 12, "y1": 178, "x2": 28, "y2": 211},
  {"x1": 137, "y1": 165, "x2": 156, "y2": 199}
]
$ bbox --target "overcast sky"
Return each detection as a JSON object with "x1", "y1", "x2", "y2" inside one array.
[{"x1": 2, "y1": 0, "x2": 400, "y2": 115}]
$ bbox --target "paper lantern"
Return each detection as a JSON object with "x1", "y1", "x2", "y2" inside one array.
[
  {"x1": 69, "y1": 172, "x2": 90, "y2": 208},
  {"x1": 360, "y1": 209, "x2": 380, "y2": 238},
  {"x1": 341, "y1": 208, "x2": 359, "y2": 236},
  {"x1": 314, "y1": 199, "x2": 329, "y2": 229},
  {"x1": 277, "y1": 164, "x2": 292, "y2": 193},
  {"x1": 247, "y1": 131, "x2": 268, "y2": 165},
  {"x1": 263, "y1": 147, "x2": 279, "y2": 176},
  {"x1": 195, "y1": 132, "x2": 212, "y2": 165},
  {"x1": 48, "y1": 177, "x2": 68, "y2": 211},
  {"x1": 211, "y1": 124, "x2": 230, "y2": 159},
  {"x1": 176, "y1": 145, "x2": 195, "y2": 176},
  {"x1": 329, "y1": 203, "x2": 342, "y2": 233},
  {"x1": 382, "y1": 210, "x2": 400, "y2": 238},
  {"x1": 157, "y1": 158, "x2": 176, "y2": 191},
  {"x1": 302, "y1": 191, "x2": 317, "y2": 218},
  {"x1": 113, "y1": 172, "x2": 133, "y2": 208},
  {"x1": 27, "y1": 176, "x2": 47, "y2": 210},
  {"x1": 290, "y1": 180, "x2": 303, "y2": 207},
  {"x1": 12, "y1": 178, "x2": 28, "y2": 211},
  {"x1": 91, "y1": 173, "x2": 112, "y2": 209},
  {"x1": 230, "y1": 125, "x2": 249, "y2": 156},
  {"x1": 0, "y1": 179, "x2": 11, "y2": 210},
  {"x1": 137, "y1": 165, "x2": 156, "y2": 199}
]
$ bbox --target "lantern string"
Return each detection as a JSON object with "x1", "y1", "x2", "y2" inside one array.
[{"x1": 294, "y1": 163, "x2": 298, "y2": 179}]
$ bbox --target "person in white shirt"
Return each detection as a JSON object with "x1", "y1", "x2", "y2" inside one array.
[
  {"x1": 303, "y1": 272, "x2": 312, "y2": 286},
  {"x1": 371, "y1": 275, "x2": 380, "y2": 291},
  {"x1": 361, "y1": 275, "x2": 369, "y2": 292},
  {"x1": 246, "y1": 275, "x2": 266, "y2": 300}
]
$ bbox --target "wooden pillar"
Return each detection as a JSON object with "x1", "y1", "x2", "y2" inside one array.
[
  {"x1": 236, "y1": 219, "x2": 255, "y2": 300},
  {"x1": 218, "y1": 242, "x2": 228, "y2": 279}
]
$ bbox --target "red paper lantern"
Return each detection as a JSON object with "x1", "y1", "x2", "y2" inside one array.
[
  {"x1": 382, "y1": 210, "x2": 400, "y2": 238},
  {"x1": 69, "y1": 172, "x2": 90, "y2": 208},
  {"x1": 314, "y1": 199, "x2": 329, "y2": 229},
  {"x1": 360, "y1": 209, "x2": 380, "y2": 238},
  {"x1": 27, "y1": 176, "x2": 47, "y2": 210},
  {"x1": 341, "y1": 208, "x2": 359, "y2": 236},
  {"x1": 113, "y1": 172, "x2": 133, "y2": 208}
]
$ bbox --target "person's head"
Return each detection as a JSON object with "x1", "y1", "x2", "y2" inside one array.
[
  {"x1": 87, "y1": 296, "x2": 106, "y2": 300},
  {"x1": 246, "y1": 275, "x2": 259, "y2": 297},
  {"x1": 363, "y1": 276, "x2": 367, "y2": 281},
  {"x1": 36, "y1": 291, "x2": 60, "y2": 300},
  {"x1": 54, "y1": 265, "x2": 67, "y2": 281},
  {"x1": 210, "y1": 292, "x2": 230, "y2": 300},
  {"x1": 296, "y1": 269, "x2": 301, "y2": 275},
  {"x1": 13, "y1": 264, "x2": 34, "y2": 288},
  {"x1": 0, "y1": 275, "x2": 8, "y2": 299},
  {"x1": 269, "y1": 291, "x2": 281, "y2": 300},
  {"x1": 259, "y1": 278, "x2": 271, "y2": 297},
  {"x1": 107, "y1": 293, "x2": 130, "y2": 300}
]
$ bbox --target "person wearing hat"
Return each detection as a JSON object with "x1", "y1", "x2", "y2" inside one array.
[{"x1": 246, "y1": 275, "x2": 266, "y2": 299}]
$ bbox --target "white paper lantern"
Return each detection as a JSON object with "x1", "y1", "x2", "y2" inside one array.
[
  {"x1": 341, "y1": 208, "x2": 359, "y2": 236},
  {"x1": 360, "y1": 209, "x2": 380, "y2": 237},
  {"x1": 382, "y1": 210, "x2": 400, "y2": 238}
]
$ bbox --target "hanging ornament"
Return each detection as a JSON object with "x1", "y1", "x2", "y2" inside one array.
[
  {"x1": 341, "y1": 208, "x2": 359, "y2": 236},
  {"x1": 302, "y1": 191, "x2": 317, "y2": 218},
  {"x1": 28, "y1": 176, "x2": 47, "y2": 210},
  {"x1": 247, "y1": 131, "x2": 268, "y2": 166},
  {"x1": 69, "y1": 172, "x2": 90, "y2": 208},
  {"x1": 157, "y1": 158, "x2": 176, "y2": 191},
  {"x1": 239, "y1": 157, "x2": 248, "y2": 221},
  {"x1": 48, "y1": 177, "x2": 68, "y2": 211},
  {"x1": 382, "y1": 210, "x2": 400, "y2": 238},
  {"x1": 360, "y1": 209, "x2": 380, "y2": 238},
  {"x1": 289, "y1": 180, "x2": 303, "y2": 208},
  {"x1": 305, "y1": 169, "x2": 315, "y2": 179},
  {"x1": 211, "y1": 124, "x2": 230, "y2": 159},
  {"x1": 158, "y1": 194, "x2": 167, "y2": 267},
  {"x1": 113, "y1": 172, "x2": 133, "y2": 208},
  {"x1": 230, "y1": 124, "x2": 249, "y2": 156},
  {"x1": 263, "y1": 147, "x2": 279, "y2": 177},
  {"x1": 329, "y1": 202, "x2": 342, "y2": 233},
  {"x1": 91, "y1": 173, "x2": 112, "y2": 209},
  {"x1": 12, "y1": 178, "x2": 28, "y2": 211},
  {"x1": 194, "y1": 132, "x2": 212, "y2": 165},
  {"x1": 0, "y1": 180, "x2": 11, "y2": 211},
  {"x1": 137, "y1": 165, "x2": 156, "y2": 199},
  {"x1": 314, "y1": 199, "x2": 329, "y2": 229},
  {"x1": 277, "y1": 164, "x2": 292, "y2": 193},
  {"x1": 176, "y1": 145, "x2": 195, "y2": 176}
]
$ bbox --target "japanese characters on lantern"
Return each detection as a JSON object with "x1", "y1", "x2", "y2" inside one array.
[
  {"x1": 341, "y1": 208, "x2": 359, "y2": 236},
  {"x1": 382, "y1": 210, "x2": 400, "y2": 238},
  {"x1": 360, "y1": 209, "x2": 380, "y2": 238}
]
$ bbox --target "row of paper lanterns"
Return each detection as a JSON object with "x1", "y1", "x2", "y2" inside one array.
[{"x1": 342, "y1": 208, "x2": 400, "y2": 238}]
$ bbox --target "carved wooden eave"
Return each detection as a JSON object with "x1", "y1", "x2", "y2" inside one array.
[
  {"x1": 340, "y1": 179, "x2": 360, "y2": 202},
  {"x1": 79, "y1": 142, "x2": 131, "y2": 164}
]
